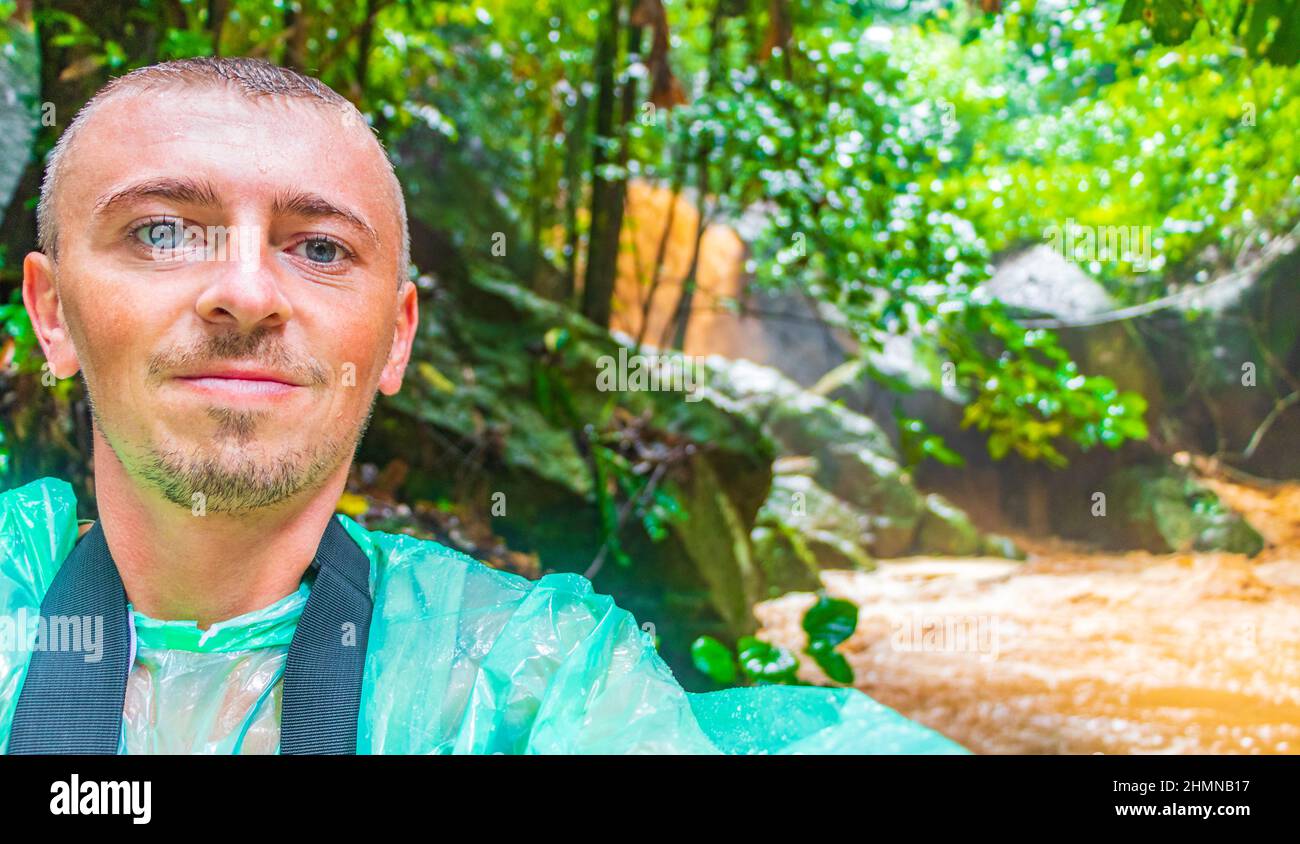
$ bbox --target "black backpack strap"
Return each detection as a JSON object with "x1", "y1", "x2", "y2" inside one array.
[
  {"x1": 7, "y1": 522, "x2": 132, "y2": 754},
  {"x1": 7, "y1": 516, "x2": 374, "y2": 755},
  {"x1": 279, "y1": 517, "x2": 374, "y2": 754}
]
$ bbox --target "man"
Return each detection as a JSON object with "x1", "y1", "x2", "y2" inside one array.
[{"x1": 0, "y1": 57, "x2": 965, "y2": 754}]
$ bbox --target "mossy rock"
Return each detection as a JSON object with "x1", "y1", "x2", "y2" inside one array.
[
  {"x1": 755, "y1": 471, "x2": 874, "y2": 584},
  {"x1": 915, "y1": 493, "x2": 983, "y2": 556},
  {"x1": 707, "y1": 357, "x2": 929, "y2": 557},
  {"x1": 1109, "y1": 465, "x2": 1264, "y2": 556}
]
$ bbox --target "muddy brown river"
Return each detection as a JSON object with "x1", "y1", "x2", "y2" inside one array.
[{"x1": 755, "y1": 479, "x2": 1300, "y2": 754}]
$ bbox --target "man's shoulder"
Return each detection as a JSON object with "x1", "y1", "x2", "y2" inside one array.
[{"x1": 0, "y1": 476, "x2": 81, "y2": 607}]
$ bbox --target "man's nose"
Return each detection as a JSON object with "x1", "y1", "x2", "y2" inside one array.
[{"x1": 192, "y1": 224, "x2": 294, "y2": 331}]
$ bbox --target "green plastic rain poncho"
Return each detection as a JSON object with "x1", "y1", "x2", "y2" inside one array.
[{"x1": 0, "y1": 477, "x2": 967, "y2": 754}]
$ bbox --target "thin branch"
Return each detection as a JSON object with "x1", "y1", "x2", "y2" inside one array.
[
  {"x1": 584, "y1": 460, "x2": 669, "y2": 581},
  {"x1": 1233, "y1": 390, "x2": 1300, "y2": 461}
]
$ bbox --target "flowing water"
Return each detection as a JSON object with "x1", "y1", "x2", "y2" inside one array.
[{"x1": 755, "y1": 478, "x2": 1300, "y2": 754}]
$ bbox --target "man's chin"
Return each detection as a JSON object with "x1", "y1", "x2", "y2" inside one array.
[
  {"x1": 92, "y1": 397, "x2": 370, "y2": 515},
  {"x1": 136, "y1": 443, "x2": 345, "y2": 515}
]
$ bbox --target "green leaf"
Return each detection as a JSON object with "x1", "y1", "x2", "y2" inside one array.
[
  {"x1": 543, "y1": 326, "x2": 570, "y2": 354},
  {"x1": 807, "y1": 639, "x2": 854, "y2": 684},
  {"x1": 690, "y1": 635, "x2": 737, "y2": 684},
  {"x1": 802, "y1": 594, "x2": 858, "y2": 648},
  {"x1": 737, "y1": 636, "x2": 800, "y2": 684}
]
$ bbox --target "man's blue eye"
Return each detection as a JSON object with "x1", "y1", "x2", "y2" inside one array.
[
  {"x1": 135, "y1": 221, "x2": 183, "y2": 250},
  {"x1": 297, "y1": 238, "x2": 342, "y2": 263}
]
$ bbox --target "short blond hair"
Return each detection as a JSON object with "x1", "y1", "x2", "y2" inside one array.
[{"x1": 37, "y1": 57, "x2": 410, "y2": 286}]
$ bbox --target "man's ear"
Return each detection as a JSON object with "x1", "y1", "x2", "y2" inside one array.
[
  {"x1": 378, "y1": 279, "x2": 419, "y2": 396},
  {"x1": 22, "y1": 251, "x2": 81, "y2": 379}
]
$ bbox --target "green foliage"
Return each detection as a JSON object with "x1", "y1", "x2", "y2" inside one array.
[
  {"x1": 589, "y1": 442, "x2": 632, "y2": 567},
  {"x1": 531, "y1": 332, "x2": 688, "y2": 573},
  {"x1": 944, "y1": 302, "x2": 1150, "y2": 465},
  {"x1": 1119, "y1": 0, "x2": 1300, "y2": 63},
  {"x1": 897, "y1": 414, "x2": 966, "y2": 468},
  {"x1": 591, "y1": 438, "x2": 689, "y2": 559},
  {"x1": 2, "y1": 0, "x2": 1298, "y2": 481},
  {"x1": 914, "y1": 2, "x2": 1300, "y2": 292},
  {"x1": 0, "y1": 289, "x2": 36, "y2": 370},
  {"x1": 736, "y1": 635, "x2": 801, "y2": 684},
  {"x1": 690, "y1": 634, "x2": 737, "y2": 684},
  {"x1": 616, "y1": 0, "x2": 1163, "y2": 467},
  {"x1": 676, "y1": 0, "x2": 1296, "y2": 467},
  {"x1": 691, "y1": 590, "x2": 859, "y2": 686},
  {"x1": 0, "y1": 13, "x2": 38, "y2": 217},
  {"x1": 0, "y1": 258, "x2": 37, "y2": 480},
  {"x1": 801, "y1": 593, "x2": 858, "y2": 684}
]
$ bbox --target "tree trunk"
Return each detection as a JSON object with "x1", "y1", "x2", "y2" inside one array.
[
  {"x1": 207, "y1": 0, "x2": 227, "y2": 56},
  {"x1": 581, "y1": 0, "x2": 643, "y2": 328},
  {"x1": 659, "y1": 0, "x2": 725, "y2": 349},
  {"x1": 635, "y1": 162, "x2": 684, "y2": 349},
  {"x1": 663, "y1": 154, "x2": 709, "y2": 351},
  {"x1": 283, "y1": 5, "x2": 309, "y2": 72},
  {"x1": 353, "y1": 0, "x2": 374, "y2": 105},
  {"x1": 561, "y1": 91, "x2": 588, "y2": 306}
]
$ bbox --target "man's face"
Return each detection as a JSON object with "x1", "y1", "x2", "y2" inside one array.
[{"x1": 27, "y1": 86, "x2": 416, "y2": 513}]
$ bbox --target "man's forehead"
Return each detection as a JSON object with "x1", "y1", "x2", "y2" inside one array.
[
  {"x1": 62, "y1": 85, "x2": 394, "y2": 218},
  {"x1": 83, "y1": 83, "x2": 370, "y2": 151}
]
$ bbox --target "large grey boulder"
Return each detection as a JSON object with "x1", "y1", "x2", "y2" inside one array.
[{"x1": 704, "y1": 356, "x2": 1013, "y2": 561}]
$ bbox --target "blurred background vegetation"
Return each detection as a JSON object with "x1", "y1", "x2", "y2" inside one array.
[{"x1": 1, "y1": 0, "x2": 1299, "y2": 707}]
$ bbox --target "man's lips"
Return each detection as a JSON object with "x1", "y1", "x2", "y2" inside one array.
[{"x1": 172, "y1": 368, "x2": 305, "y2": 396}]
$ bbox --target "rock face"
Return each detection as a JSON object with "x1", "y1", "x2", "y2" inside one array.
[
  {"x1": 608, "y1": 180, "x2": 856, "y2": 388},
  {"x1": 821, "y1": 246, "x2": 1278, "y2": 554},
  {"x1": 704, "y1": 356, "x2": 1018, "y2": 575},
  {"x1": 398, "y1": 140, "x2": 1293, "y2": 554},
  {"x1": 752, "y1": 465, "x2": 873, "y2": 595},
  {"x1": 916, "y1": 494, "x2": 983, "y2": 557},
  {"x1": 1109, "y1": 465, "x2": 1264, "y2": 556},
  {"x1": 601, "y1": 172, "x2": 1294, "y2": 553},
  {"x1": 979, "y1": 239, "x2": 1300, "y2": 481},
  {"x1": 1140, "y1": 240, "x2": 1300, "y2": 479}
]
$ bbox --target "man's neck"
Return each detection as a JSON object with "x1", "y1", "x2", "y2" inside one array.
[{"x1": 90, "y1": 428, "x2": 352, "y2": 629}]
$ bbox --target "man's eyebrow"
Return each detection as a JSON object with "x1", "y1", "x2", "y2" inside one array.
[
  {"x1": 92, "y1": 177, "x2": 222, "y2": 218},
  {"x1": 271, "y1": 189, "x2": 381, "y2": 249}
]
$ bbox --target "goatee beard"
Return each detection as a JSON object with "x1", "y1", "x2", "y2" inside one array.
[
  {"x1": 92, "y1": 397, "x2": 375, "y2": 515},
  {"x1": 138, "y1": 438, "x2": 345, "y2": 514}
]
